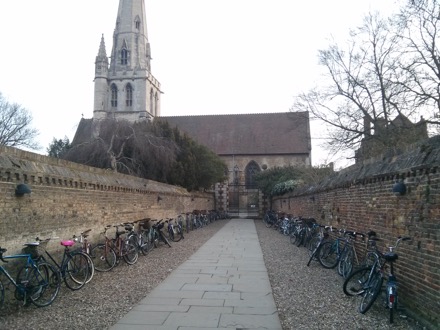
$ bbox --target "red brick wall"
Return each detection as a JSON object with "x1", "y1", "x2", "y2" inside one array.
[{"x1": 273, "y1": 140, "x2": 440, "y2": 328}]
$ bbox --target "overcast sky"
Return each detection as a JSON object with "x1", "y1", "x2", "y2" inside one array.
[{"x1": 0, "y1": 0, "x2": 396, "y2": 168}]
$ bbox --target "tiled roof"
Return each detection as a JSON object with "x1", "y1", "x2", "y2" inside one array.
[
  {"x1": 161, "y1": 112, "x2": 310, "y2": 155},
  {"x1": 71, "y1": 118, "x2": 94, "y2": 145}
]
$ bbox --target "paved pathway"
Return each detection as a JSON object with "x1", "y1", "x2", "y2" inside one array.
[{"x1": 109, "y1": 219, "x2": 282, "y2": 330}]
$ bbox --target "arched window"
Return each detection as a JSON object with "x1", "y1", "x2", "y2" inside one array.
[
  {"x1": 154, "y1": 92, "x2": 159, "y2": 115},
  {"x1": 245, "y1": 161, "x2": 260, "y2": 188},
  {"x1": 121, "y1": 48, "x2": 128, "y2": 65},
  {"x1": 125, "y1": 84, "x2": 133, "y2": 107},
  {"x1": 111, "y1": 84, "x2": 118, "y2": 107}
]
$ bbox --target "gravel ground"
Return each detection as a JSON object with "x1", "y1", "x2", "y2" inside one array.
[
  {"x1": 0, "y1": 219, "x2": 429, "y2": 330},
  {"x1": 255, "y1": 220, "x2": 427, "y2": 330}
]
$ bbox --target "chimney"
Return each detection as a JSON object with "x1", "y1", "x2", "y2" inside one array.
[{"x1": 364, "y1": 116, "x2": 371, "y2": 136}]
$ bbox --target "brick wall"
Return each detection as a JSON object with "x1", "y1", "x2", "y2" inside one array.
[
  {"x1": 0, "y1": 145, "x2": 213, "y2": 254},
  {"x1": 273, "y1": 137, "x2": 440, "y2": 328}
]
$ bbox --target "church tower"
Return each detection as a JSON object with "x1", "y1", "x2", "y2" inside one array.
[{"x1": 93, "y1": 0, "x2": 161, "y2": 122}]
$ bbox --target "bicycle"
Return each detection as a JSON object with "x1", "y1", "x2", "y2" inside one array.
[
  {"x1": 342, "y1": 236, "x2": 411, "y2": 323},
  {"x1": 191, "y1": 212, "x2": 203, "y2": 230},
  {"x1": 90, "y1": 223, "x2": 138, "y2": 272},
  {"x1": 184, "y1": 212, "x2": 192, "y2": 233},
  {"x1": 112, "y1": 223, "x2": 139, "y2": 265},
  {"x1": 306, "y1": 225, "x2": 333, "y2": 266},
  {"x1": 127, "y1": 219, "x2": 154, "y2": 255},
  {"x1": 289, "y1": 217, "x2": 305, "y2": 245},
  {"x1": 151, "y1": 219, "x2": 172, "y2": 248},
  {"x1": 166, "y1": 217, "x2": 184, "y2": 242},
  {"x1": 263, "y1": 210, "x2": 277, "y2": 228},
  {"x1": 0, "y1": 246, "x2": 60, "y2": 307},
  {"x1": 72, "y1": 229, "x2": 95, "y2": 284},
  {"x1": 296, "y1": 218, "x2": 318, "y2": 248},
  {"x1": 317, "y1": 228, "x2": 351, "y2": 269},
  {"x1": 336, "y1": 231, "x2": 363, "y2": 278},
  {"x1": 23, "y1": 237, "x2": 90, "y2": 291}
]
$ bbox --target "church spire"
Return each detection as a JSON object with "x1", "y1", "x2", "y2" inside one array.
[
  {"x1": 110, "y1": 0, "x2": 151, "y2": 73},
  {"x1": 95, "y1": 34, "x2": 109, "y2": 77},
  {"x1": 93, "y1": 34, "x2": 109, "y2": 116},
  {"x1": 93, "y1": 0, "x2": 161, "y2": 121}
]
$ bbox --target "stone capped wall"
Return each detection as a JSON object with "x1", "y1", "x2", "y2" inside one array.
[{"x1": 0, "y1": 146, "x2": 213, "y2": 253}]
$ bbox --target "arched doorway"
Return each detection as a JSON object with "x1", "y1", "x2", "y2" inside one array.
[{"x1": 228, "y1": 161, "x2": 261, "y2": 218}]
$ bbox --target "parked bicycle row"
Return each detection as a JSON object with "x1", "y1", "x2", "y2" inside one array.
[
  {"x1": 0, "y1": 209, "x2": 228, "y2": 309},
  {"x1": 263, "y1": 210, "x2": 411, "y2": 324}
]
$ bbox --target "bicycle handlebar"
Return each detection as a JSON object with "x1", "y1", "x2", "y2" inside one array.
[{"x1": 386, "y1": 236, "x2": 411, "y2": 252}]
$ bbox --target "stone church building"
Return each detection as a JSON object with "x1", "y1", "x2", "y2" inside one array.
[{"x1": 73, "y1": 0, "x2": 311, "y2": 217}]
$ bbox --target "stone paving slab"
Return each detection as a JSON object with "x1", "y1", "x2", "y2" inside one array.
[{"x1": 109, "y1": 219, "x2": 282, "y2": 330}]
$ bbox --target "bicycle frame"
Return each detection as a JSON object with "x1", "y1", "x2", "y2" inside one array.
[
  {"x1": 111, "y1": 226, "x2": 127, "y2": 257},
  {"x1": 0, "y1": 253, "x2": 37, "y2": 289},
  {"x1": 307, "y1": 225, "x2": 331, "y2": 266},
  {"x1": 0, "y1": 249, "x2": 59, "y2": 307}
]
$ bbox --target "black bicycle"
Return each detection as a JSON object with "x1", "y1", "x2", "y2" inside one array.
[
  {"x1": 343, "y1": 236, "x2": 411, "y2": 323},
  {"x1": 151, "y1": 219, "x2": 172, "y2": 248},
  {"x1": 263, "y1": 210, "x2": 278, "y2": 228},
  {"x1": 307, "y1": 225, "x2": 332, "y2": 266},
  {"x1": 23, "y1": 237, "x2": 90, "y2": 291}
]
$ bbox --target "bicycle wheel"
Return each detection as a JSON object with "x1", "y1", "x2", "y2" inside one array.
[
  {"x1": 388, "y1": 285, "x2": 398, "y2": 323},
  {"x1": 338, "y1": 248, "x2": 347, "y2": 276},
  {"x1": 153, "y1": 230, "x2": 159, "y2": 248},
  {"x1": 264, "y1": 215, "x2": 273, "y2": 228},
  {"x1": 307, "y1": 241, "x2": 322, "y2": 266},
  {"x1": 343, "y1": 266, "x2": 372, "y2": 296},
  {"x1": 139, "y1": 231, "x2": 153, "y2": 255},
  {"x1": 90, "y1": 244, "x2": 117, "y2": 272},
  {"x1": 64, "y1": 252, "x2": 90, "y2": 290},
  {"x1": 296, "y1": 229, "x2": 305, "y2": 247},
  {"x1": 359, "y1": 270, "x2": 383, "y2": 314},
  {"x1": 127, "y1": 234, "x2": 141, "y2": 257},
  {"x1": 307, "y1": 236, "x2": 321, "y2": 257},
  {"x1": 290, "y1": 229, "x2": 300, "y2": 245},
  {"x1": 170, "y1": 227, "x2": 183, "y2": 242},
  {"x1": 168, "y1": 228, "x2": 175, "y2": 241},
  {"x1": 341, "y1": 248, "x2": 354, "y2": 278},
  {"x1": 84, "y1": 253, "x2": 95, "y2": 284},
  {"x1": 28, "y1": 262, "x2": 61, "y2": 307},
  {"x1": 122, "y1": 240, "x2": 138, "y2": 265},
  {"x1": 318, "y1": 241, "x2": 339, "y2": 268}
]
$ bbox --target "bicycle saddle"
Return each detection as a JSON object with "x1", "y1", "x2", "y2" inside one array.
[
  {"x1": 383, "y1": 252, "x2": 398, "y2": 261},
  {"x1": 61, "y1": 240, "x2": 75, "y2": 247}
]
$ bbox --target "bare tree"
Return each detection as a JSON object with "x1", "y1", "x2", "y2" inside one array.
[
  {"x1": 64, "y1": 119, "x2": 179, "y2": 180},
  {"x1": 65, "y1": 118, "x2": 227, "y2": 190},
  {"x1": 292, "y1": 11, "x2": 431, "y2": 161},
  {"x1": 0, "y1": 93, "x2": 39, "y2": 149},
  {"x1": 394, "y1": 0, "x2": 440, "y2": 122}
]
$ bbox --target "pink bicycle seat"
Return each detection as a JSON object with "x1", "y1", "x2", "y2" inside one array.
[{"x1": 60, "y1": 240, "x2": 75, "y2": 247}]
